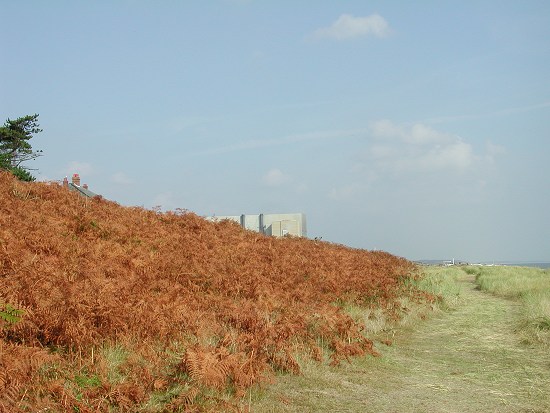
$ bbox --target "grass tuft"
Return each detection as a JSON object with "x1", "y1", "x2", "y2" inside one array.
[
  {"x1": 412, "y1": 265, "x2": 465, "y2": 311},
  {"x1": 473, "y1": 265, "x2": 550, "y2": 347}
]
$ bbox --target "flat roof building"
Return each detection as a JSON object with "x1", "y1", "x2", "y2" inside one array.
[{"x1": 207, "y1": 213, "x2": 306, "y2": 238}]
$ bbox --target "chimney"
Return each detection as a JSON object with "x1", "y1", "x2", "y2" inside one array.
[
  {"x1": 83, "y1": 183, "x2": 89, "y2": 190},
  {"x1": 72, "y1": 173, "x2": 80, "y2": 186},
  {"x1": 63, "y1": 176, "x2": 69, "y2": 188}
]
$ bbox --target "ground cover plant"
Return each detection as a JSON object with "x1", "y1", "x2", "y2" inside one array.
[
  {"x1": 0, "y1": 171, "x2": 425, "y2": 412},
  {"x1": 470, "y1": 265, "x2": 550, "y2": 346}
]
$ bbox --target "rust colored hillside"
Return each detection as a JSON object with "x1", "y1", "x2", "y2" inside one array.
[{"x1": 0, "y1": 171, "x2": 419, "y2": 412}]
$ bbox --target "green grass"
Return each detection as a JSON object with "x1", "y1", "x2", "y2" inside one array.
[
  {"x1": 472, "y1": 265, "x2": 550, "y2": 346},
  {"x1": 99, "y1": 343, "x2": 130, "y2": 384},
  {"x1": 473, "y1": 265, "x2": 550, "y2": 298},
  {"x1": 414, "y1": 265, "x2": 465, "y2": 310},
  {"x1": 332, "y1": 265, "x2": 465, "y2": 352},
  {"x1": 74, "y1": 373, "x2": 101, "y2": 389}
]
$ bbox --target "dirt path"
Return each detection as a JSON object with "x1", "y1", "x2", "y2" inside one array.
[{"x1": 252, "y1": 274, "x2": 550, "y2": 412}]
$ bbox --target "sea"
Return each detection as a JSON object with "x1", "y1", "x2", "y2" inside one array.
[
  {"x1": 492, "y1": 262, "x2": 550, "y2": 269},
  {"x1": 417, "y1": 260, "x2": 550, "y2": 269}
]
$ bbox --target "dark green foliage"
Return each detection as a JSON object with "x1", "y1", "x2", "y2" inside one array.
[
  {"x1": 0, "y1": 302, "x2": 23, "y2": 326},
  {"x1": 0, "y1": 113, "x2": 43, "y2": 181},
  {"x1": 9, "y1": 165, "x2": 36, "y2": 181}
]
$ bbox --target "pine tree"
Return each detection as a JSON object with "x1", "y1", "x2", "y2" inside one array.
[{"x1": 0, "y1": 114, "x2": 43, "y2": 181}]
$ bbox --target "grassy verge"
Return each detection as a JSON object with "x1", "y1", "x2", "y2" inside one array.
[
  {"x1": 250, "y1": 265, "x2": 468, "y2": 411},
  {"x1": 413, "y1": 265, "x2": 465, "y2": 310},
  {"x1": 250, "y1": 267, "x2": 550, "y2": 412},
  {"x1": 333, "y1": 265, "x2": 465, "y2": 352},
  {"x1": 470, "y1": 265, "x2": 550, "y2": 346}
]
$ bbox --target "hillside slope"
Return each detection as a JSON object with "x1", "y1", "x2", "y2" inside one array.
[{"x1": 0, "y1": 172, "x2": 418, "y2": 412}]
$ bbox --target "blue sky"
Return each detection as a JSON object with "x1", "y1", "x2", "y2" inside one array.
[{"x1": 2, "y1": 1, "x2": 549, "y2": 262}]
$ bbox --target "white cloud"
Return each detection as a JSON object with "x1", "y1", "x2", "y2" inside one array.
[
  {"x1": 370, "y1": 120, "x2": 452, "y2": 145},
  {"x1": 262, "y1": 168, "x2": 290, "y2": 187},
  {"x1": 111, "y1": 172, "x2": 133, "y2": 185},
  {"x1": 418, "y1": 140, "x2": 475, "y2": 171},
  {"x1": 312, "y1": 14, "x2": 390, "y2": 40},
  {"x1": 408, "y1": 123, "x2": 452, "y2": 145},
  {"x1": 368, "y1": 120, "x2": 480, "y2": 173}
]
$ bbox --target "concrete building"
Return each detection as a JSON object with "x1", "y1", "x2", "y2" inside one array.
[{"x1": 207, "y1": 213, "x2": 307, "y2": 238}]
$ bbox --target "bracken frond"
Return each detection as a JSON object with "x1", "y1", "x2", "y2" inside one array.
[
  {"x1": 0, "y1": 170, "x2": 422, "y2": 411},
  {"x1": 182, "y1": 347, "x2": 232, "y2": 389}
]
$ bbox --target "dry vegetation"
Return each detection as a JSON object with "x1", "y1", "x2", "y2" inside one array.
[
  {"x1": 252, "y1": 267, "x2": 550, "y2": 412},
  {"x1": 0, "y1": 171, "x2": 425, "y2": 412}
]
